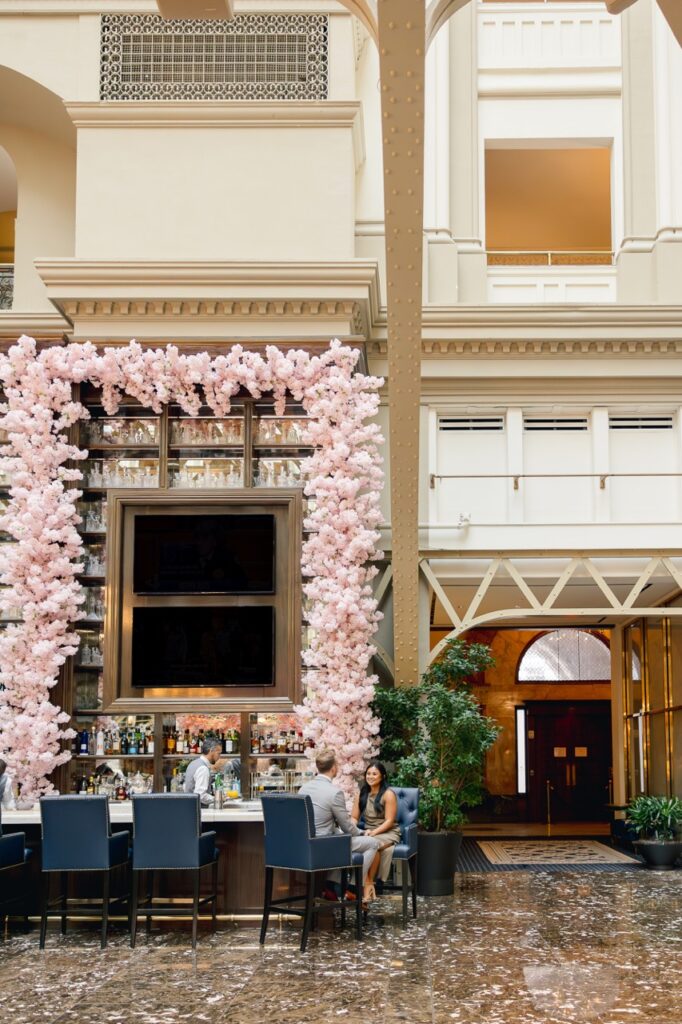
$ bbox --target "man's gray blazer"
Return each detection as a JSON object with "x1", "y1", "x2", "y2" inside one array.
[{"x1": 298, "y1": 773, "x2": 362, "y2": 837}]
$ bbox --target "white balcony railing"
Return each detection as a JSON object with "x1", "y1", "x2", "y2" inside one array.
[
  {"x1": 0, "y1": 264, "x2": 13, "y2": 311},
  {"x1": 487, "y1": 259, "x2": 616, "y2": 302},
  {"x1": 478, "y1": 3, "x2": 621, "y2": 71}
]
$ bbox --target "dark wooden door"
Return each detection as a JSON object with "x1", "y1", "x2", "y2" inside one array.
[{"x1": 526, "y1": 701, "x2": 612, "y2": 822}]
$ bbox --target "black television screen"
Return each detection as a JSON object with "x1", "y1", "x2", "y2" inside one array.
[
  {"x1": 133, "y1": 514, "x2": 275, "y2": 594},
  {"x1": 131, "y1": 606, "x2": 274, "y2": 688}
]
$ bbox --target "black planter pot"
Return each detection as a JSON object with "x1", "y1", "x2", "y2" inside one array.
[
  {"x1": 417, "y1": 831, "x2": 462, "y2": 896},
  {"x1": 634, "y1": 839, "x2": 682, "y2": 870}
]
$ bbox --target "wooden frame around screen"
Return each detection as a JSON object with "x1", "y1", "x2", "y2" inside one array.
[{"x1": 103, "y1": 489, "x2": 302, "y2": 713}]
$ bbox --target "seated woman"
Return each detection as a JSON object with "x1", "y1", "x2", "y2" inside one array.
[{"x1": 352, "y1": 760, "x2": 401, "y2": 900}]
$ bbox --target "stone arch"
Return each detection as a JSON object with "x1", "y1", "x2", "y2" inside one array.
[{"x1": 0, "y1": 66, "x2": 76, "y2": 311}]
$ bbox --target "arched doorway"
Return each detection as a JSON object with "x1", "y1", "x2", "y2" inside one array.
[{"x1": 518, "y1": 630, "x2": 612, "y2": 823}]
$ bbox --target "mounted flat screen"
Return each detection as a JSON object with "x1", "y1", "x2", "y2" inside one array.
[
  {"x1": 133, "y1": 514, "x2": 275, "y2": 594},
  {"x1": 131, "y1": 606, "x2": 275, "y2": 688}
]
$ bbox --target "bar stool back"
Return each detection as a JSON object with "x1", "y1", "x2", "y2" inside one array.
[
  {"x1": 390, "y1": 787, "x2": 419, "y2": 925},
  {"x1": 130, "y1": 794, "x2": 219, "y2": 948},
  {"x1": 260, "y1": 793, "x2": 364, "y2": 953},
  {"x1": 39, "y1": 795, "x2": 130, "y2": 948},
  {"x1": 0, "y1": 804, "x2": 31, "y2": 930}
]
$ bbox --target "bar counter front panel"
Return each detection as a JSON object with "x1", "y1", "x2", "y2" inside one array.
[{"x1": 1, "y1": 804, "x2": 292, "y2": 917}]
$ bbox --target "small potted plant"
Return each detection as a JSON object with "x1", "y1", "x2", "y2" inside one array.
[{"x1": 627, "y1": 795, "x2": 682, "y2": 870}]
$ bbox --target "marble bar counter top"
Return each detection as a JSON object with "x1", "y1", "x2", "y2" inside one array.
[{"x1": 2, "y1": 801, "x2": 265, "y2": 827}]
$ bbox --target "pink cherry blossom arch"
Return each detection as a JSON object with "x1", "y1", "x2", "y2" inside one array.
[{"x1": 0, "y1": 336, "x2": 383, "y2": 801}]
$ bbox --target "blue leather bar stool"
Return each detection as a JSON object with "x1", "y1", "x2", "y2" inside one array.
[
  {"x1": 130, "y1": 794, "x2": 219, "y2": 949},
  {"x1": 260, "y1": 793, "x2": 364, "y2": 953},
  {"x1": 390, "y1": 787, "x2": 419, "y2": 925},
  {"x1": 0, "y1": 803, "x2": 31, "y2": 930},
  {"x1": 39, "y1": 795, "x2": 130, "y2": 948}
]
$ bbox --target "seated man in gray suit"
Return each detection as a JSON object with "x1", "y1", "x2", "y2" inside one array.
[{"x1": 298, "y1": 748, "x2": 379, "y2": 903}]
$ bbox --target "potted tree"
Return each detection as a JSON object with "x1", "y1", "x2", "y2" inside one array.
[
  {"x1": 374, "y1": 639, "x2": 499, "y2": 896},
  {"x1": 627, "y1": 795, "x2": 682, "y2": 870}
]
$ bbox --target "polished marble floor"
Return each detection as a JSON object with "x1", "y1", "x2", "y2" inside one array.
[{"x1": 2, "y1": 870, "x2": 681, "y2": 1024}]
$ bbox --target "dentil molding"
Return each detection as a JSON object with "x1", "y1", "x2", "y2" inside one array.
[{"x1": 34, "y1": 258, "x2": 382, "y2": 342}]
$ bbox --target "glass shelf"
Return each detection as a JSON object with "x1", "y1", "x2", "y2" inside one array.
[
  {"x1": 253, "y1": 457, "x2": 304, "y2": 488},
  {"x1": 168, "y1": 456, "x2": 244, "y2": 489},
  {"x1": 169, "y1": 417, "x2": 244, "y2": 447},
  {"x1": 82, "y1": 458, "x2": 159, "y2": 489},
  {"x1": 82, "y1": 416, "x2": 160, "y2": 447}
]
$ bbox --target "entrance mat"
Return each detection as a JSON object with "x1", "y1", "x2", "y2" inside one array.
[
  {"x1": 478, "y1": 839, "x2": 638, "y2": 867},
  {"x1": 456, "y1": 839, "x2": 641, "y2": 872}
]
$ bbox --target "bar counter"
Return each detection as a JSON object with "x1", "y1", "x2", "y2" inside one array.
[{"x1": 2, "y1": 802, "x2": 271, "y2": 916}]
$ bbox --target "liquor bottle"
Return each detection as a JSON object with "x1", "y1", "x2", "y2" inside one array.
[
  {"x1": 112, "y1": 725, "x2": 121, "y2": 755},
  {"x1": 184, "y1": 728, "x2": 190, "y2": 752},
  {"x1": 89, "y1": 725, "x2": 97, "y2": 755},
  {"x1": 128, "y1": 729, "x2": 139, "y2": 756},
  {"x1": 220, "y1": 730, "x2": 227, "y2": 754},
  {"x1": 233, "y1": 728, "x2": 240, "y2": 752},
  {"x1": 250, "y1": 727, "x2": 259, "y2": 754},
  {"x1": 277, "y1": 731, "x2": 287, "y2": 754},
  {"x1": 79, "y1": 775, "x2": 88, "y2": 794},
  {"x1": 96, "y1": 726, "x2": 105, "y2": 757},
  {"x1": 86, "y1": 775, "x2": 95, "y2": 795},
  {"x1": 167, "y1": 729, "x2": 176, "y2": 755},
  {"x1": 198, "y1": 729, "x2": 205, "y2": 749},
  {"x1": 120, "y1": 729, "x2": 129, "y2": 756},
  {"x1": 147, "y1": 728, "x2": 155, "y2": 755}
]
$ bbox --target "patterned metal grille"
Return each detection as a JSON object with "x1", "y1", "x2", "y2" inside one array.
[
  {"x1": 0, "y1": 266, "x2": 13, "y2": 311},
  {"x1": 100, "y1": 14, "x2": 328, "y2": 100},
  {"x1": 518, "y1": 629, "x2": 610, "y2": 682}
]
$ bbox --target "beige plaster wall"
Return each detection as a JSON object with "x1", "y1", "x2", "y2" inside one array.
[
  {"x1": 0, "y1": 124, "x2": 75, "y2": 311},
  {"x1": 74, "y1": 125, "x2": 357, "y2": 260}
]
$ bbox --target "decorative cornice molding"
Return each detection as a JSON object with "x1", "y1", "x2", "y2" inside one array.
[
  {"x1": 34, "y1": 258, "x2": 381, "y2": 341},
  {"x1": 65, "y1": 101, "x2": 366, "y2": 170},
  {"x1": 0, "y1": 313, "x2": 70, "y2": 343},
  {"x1": 369, "y1": 338, "x2": 682, "y2": 358}
]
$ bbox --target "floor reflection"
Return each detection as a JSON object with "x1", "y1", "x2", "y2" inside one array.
[{"x1": 1, "y1": 870, "x2": 681, "y2": 1024}]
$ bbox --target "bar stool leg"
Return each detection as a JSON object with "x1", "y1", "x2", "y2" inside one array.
[
  {"x1": 60, "y1": 872, "x2": 67, "y2": 934},
  {"x1": 101, "y1": 870, "x2": 110, "y2": 949},
  {"x1": 401, "y1": 861, "x2": 409, "y2": 926},
  {"x1": 146, "y1": 869, "x2": 153, "y2": 936},
  {"x1": 191, "y1": 870, "x2": 200, "y2": 950},
  {"x1": 259, "y1": 866, "x2": 273, "y2": 945},
  {"x1": 340, "y1": 869, "x2": 347, "y2": 929},
  {"x1": 300, "y1": 873, "x2": 315, "y2": 953},
  {"x1": 211, "y1": 857, "x2": 218, "y2": 931},
  {"x1": 354, "y1": 865, "x2": 363, "y2": 941},
  {"x1": 410, "y1": 857, "x2": 418, "y2": 919},
  {"x1": 39, "y1": 874, "x2": 49, "y2": 949},
  {"x1": 130, "y1": 871, "x2": 139, "y2": 948}
]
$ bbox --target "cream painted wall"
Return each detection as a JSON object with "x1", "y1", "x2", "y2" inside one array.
[
  {"x1": 74, "y1": 124, "x2": 357, "y2": 259},
  {"x1": 0, "y1": 124, "x2": 75, "y2": 310},
  {"x1": 0, "y1": 14, "x2": 100, "y2": 101}
]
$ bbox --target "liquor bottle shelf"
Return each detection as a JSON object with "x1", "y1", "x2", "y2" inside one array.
[{"x1": 71, "y1": 754, "x2": 154, "y2": 760}]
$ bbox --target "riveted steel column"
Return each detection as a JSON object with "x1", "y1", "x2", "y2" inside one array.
[{"x1": 377, "y1": 0, "x2": 425, "y2": 686}]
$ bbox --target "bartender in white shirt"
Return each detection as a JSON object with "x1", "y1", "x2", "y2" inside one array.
[
  {"x1": 0, "y1": 758, "x2": 16, "y2": 810},
  {"x1": 182, "y1": 738, "x2": 222, "y2": 805}
]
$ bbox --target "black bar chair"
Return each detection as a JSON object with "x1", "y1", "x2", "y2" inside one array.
[
  {"x1": 130, "y1": 794, "x2": 219, "y2": 949},
  {"x1": 39, "y1": 795, "x2": 130, "y2": 948},
  {"x1": 260, "y1": 793, "x2": 364, "y2": 953},
  {"x1": 0, "y1": 804, "x2": 32, "y2": 932}
]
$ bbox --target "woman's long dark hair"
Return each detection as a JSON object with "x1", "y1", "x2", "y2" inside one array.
[{"x1": 359, "y1": 759, "x2": 389, "y2": 817}]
